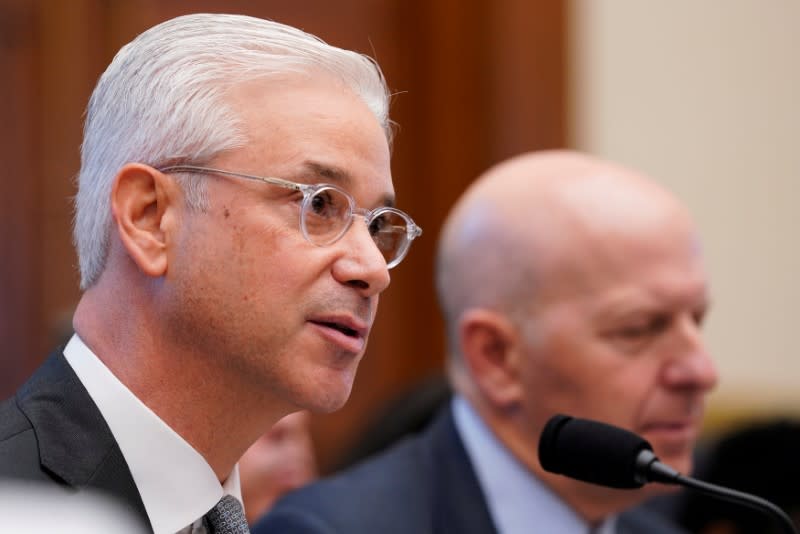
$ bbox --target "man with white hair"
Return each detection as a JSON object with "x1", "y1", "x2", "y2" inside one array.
[
  {"x1": 0, "y1": 13, "x2": 420, "y2": 534},
  {"x1": 257, "y1": 150, "x2": 716, "y2": 533}
]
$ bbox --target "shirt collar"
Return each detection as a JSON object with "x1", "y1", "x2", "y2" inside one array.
[
  {"x1": 452, "y1": 395, "x2": 617, "y2": 534},
  {"x1": 64, "y1": 334, "x2": 243, "y2": 534}
]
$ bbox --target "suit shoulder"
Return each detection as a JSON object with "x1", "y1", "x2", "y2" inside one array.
[
  {"x1": 0, "y1": 396, "x2": 50, "y2": 481},
  {"x1": 0, "y1": 395, "x2": 33, "y2": 441}
]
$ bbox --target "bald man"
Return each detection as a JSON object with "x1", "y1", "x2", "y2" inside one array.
[{"x1": 255, "y1": 150, "x2": 717, "y2": 534}]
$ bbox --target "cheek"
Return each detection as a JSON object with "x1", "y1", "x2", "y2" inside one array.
[
  {"x1": 522, "y1": 335, "x2": 660, "y2": 429},
  {"x1": 520, "y1": 348, "x2": 587, "y2": 428},
  {"x1": 226, "y1": 215, "x2": 306, "y2": 285},
  {"x1": 178, "y1": 221, "x2": 307, "y2": 339},
  {"x1": 598, "y1": 361, "x2": 663, "y2": 426},
  {"x1": 524, "y1": 331, "x2": 598, "y2": 401}
]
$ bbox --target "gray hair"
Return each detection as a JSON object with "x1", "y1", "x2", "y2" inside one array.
[{"x1": 75, "y1": 13, "x2": 392, "y2": 289}]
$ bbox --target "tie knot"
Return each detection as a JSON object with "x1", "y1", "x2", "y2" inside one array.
[{"x1": 205, "y1": 495, "x2": 250, "y2": 534}]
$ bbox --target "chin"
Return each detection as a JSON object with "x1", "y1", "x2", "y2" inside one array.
[
  {"x1": 312, "y1": 393, "x2": 351, "y2": 414},
  {"x1": 645, "y1": 431, "x2": 697, "y2": 476},
  {"x1": 302, "y1": 374, "x2": 356, "y2": 414}
]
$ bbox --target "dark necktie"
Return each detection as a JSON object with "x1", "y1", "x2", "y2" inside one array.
[{"x1": 204, "y1": 495, "x2": 250, "y2": 534}]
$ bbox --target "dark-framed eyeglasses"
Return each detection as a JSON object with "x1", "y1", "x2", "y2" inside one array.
[{"x1": 159, "y1": 165, "x2": 422, "y2": 269}]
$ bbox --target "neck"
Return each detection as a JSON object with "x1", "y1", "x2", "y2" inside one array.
[{"x1": 73, "y1": 286, "x2": 293, "y2": 482}]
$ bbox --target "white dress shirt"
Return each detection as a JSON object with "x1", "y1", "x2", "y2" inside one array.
[
  {"x1": 64, "y1": 334, "x2": 243, "y2": 534},
  {"x1": 452, "y1": 395, "x2": 617, "y2": 534}
]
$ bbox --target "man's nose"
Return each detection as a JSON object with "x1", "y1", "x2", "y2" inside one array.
[
  {"x1": 331, "y1": 218, "x2": 391, "y2": 296},
  {"x1": 662, "y1": 316, "x2": 719, "y2": 392}
]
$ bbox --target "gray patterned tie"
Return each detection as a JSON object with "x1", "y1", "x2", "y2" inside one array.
[{"x1": 204, "y1": 495, "x2": 250, "y2": 534}]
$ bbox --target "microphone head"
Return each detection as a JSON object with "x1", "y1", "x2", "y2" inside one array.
[{"x1": 538, "y1": 414, "x2": 655, "y2": 489}]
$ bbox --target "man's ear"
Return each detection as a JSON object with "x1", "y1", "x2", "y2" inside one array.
[
  {"x1": 459, "y1": 309, "x2": 525, "y2": 409},
  {"x1": 110, "y1": 163, "x2": 179, "y2": 278}
]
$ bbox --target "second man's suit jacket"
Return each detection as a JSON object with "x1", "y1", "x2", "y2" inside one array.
[{"x1": 255, "y1": 405, "x2": 688, "y2": 534}]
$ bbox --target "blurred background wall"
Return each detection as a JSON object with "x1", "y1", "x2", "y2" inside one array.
[{"x1": 0, "y1": 0, "x2": 796, "y2": 472}]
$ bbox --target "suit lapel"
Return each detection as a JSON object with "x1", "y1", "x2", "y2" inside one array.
[
  {"x1": 430, "y1": 407, "x2": 499, "y2": 534},
  {"x1": 16, "y1": 351, "x2": 148, "y2": 525}
]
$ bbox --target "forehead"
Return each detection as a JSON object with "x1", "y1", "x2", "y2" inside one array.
[
  {"x1": 526, "y1": 246, "x2": 709, "y2": 353},
  {"x1": 217, "y1": 75, "x2": 393, "y2": 201},
  {"x1": 584, "y1": 257, "x2": 709, "y2": 320},
  {"x1": 531, "y1": 210, "x2": 708, "y2": 314}
]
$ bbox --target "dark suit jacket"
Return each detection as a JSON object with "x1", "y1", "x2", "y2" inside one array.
[
  {"x1": 0, "y1": 351, "x2": 149, "y2": 529},
  {"x1": 255, "y1": 406, "x2": 688, "y2": 534}
]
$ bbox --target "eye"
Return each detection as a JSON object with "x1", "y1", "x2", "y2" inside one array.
[
  {"x1": 309, "y1": 191, "x2": 333, "y2": 217},
  {"x1": 623, "y1": 316, "x2": 669, "y2": 337},
  {"x1": 607, "y1": 315, "x2": 670, "y2": 353},
  {"x1": 692, "y1": 306, "x2": 708, "y2": 327},
  {"x1": 308, "y1": 188, "x2": 348, "y2": 219},
  {"x1": 368, "y1": 213, "x2": 389, "y2": 236}
]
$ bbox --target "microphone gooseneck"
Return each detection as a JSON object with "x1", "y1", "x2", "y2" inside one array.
[{"x1": 538, "y1": 414, "x2": 797, "y2": 534}]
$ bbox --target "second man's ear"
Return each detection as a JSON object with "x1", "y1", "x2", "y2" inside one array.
[
  {"x1": 458, "y1": 309, "x2": 525, "y2": 410},
  {"x1": 110, "y1": 163, "x2": 180, "y2": 278}
]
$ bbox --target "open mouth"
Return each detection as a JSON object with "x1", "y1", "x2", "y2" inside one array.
[
  {"x1": 641, "y1": 421, "x2": 696, "y2": 444},
  {"x1": 315, "y1": 321, "x2": 359, "y2": 338},
  {"x1": 308, "y1": 318, "x2": 367, "y2": 354}
]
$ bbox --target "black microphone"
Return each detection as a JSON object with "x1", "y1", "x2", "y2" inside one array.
[{"x1": 538, "y1": 414, "x2": 797, "y2": 534}]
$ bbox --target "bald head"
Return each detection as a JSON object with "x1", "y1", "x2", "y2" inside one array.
[{"x1": 436, "y1": 150, "x2": 699, "y2": 363}]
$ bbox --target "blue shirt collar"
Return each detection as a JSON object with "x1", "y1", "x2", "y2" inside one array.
[{"x1": 452, "y1": 395, "x2": 617, "y2": 534}]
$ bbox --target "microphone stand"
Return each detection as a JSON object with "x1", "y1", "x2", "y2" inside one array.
[{"x1": 638, "y1": 450, "x2": 797, "y2": 534}]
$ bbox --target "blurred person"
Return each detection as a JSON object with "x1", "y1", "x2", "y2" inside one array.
[
  {"x1": 255, "y1": 150, "x2": 717, "y2": 533},
  {"x1": 0, "y1": 12, "x2": 420, "y2": 534},
  {"x1": 678, "y1": 419, "x2": 800, "y2": 534},
  {"x1": 239, "y1": 411, "x2": 317, "y2": 525}
]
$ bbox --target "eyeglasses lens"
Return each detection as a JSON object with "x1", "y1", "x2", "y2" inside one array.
[
  {"x1": 303, "y1": 188, "x2": 409, "y2": 265},
  {"x1": 368, "y1": 210, "x2": 409, "y2": 265},
  {"x1": 303, "y1": 187, "x2": 352, "y2": 245}
]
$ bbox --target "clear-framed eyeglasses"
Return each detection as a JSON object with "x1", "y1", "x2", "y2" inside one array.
[{"x1": 159, "y1": 165, "x2": 422, "y2": 269}]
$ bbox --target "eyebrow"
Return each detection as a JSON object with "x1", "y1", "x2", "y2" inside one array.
[
  {"x1": 305, "y1": 161, "x2": 350, "y2": 185},
  {"x1": 595, "y1": 289, "x2": 711, "y2": 321},
  {"x1": 303, "y1": 160, "x2": 395, "y2": 208}
]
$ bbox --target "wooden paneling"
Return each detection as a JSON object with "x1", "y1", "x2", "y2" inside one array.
[
  {"x1": 37, "y1": 0, "x2": 99, "y2": 353},
  {"x1": 0, "y1": 0, "x2": 566, "y2": 472},
  {"x1": 0, "y1": 0, "x2": 41, "y2": 391}
]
